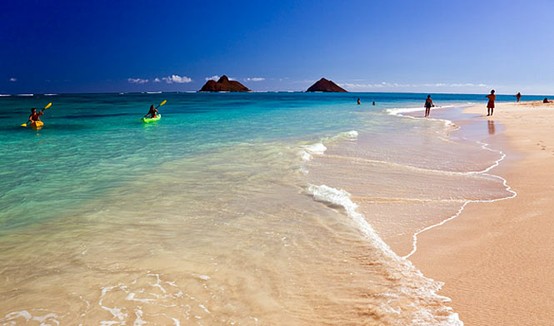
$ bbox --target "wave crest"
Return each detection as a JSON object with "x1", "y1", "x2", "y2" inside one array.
[{"x1": 307, "y1": 184, "x2": 463, "y2": 325}]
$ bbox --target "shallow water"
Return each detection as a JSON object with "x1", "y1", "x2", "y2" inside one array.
[{"x1": 0, "y1": 92, "x2": 520, "y2": 324}]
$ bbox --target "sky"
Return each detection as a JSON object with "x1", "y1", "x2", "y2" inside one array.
[{"x1": 2, "y1": 0, "x2": 554, "y2": 94}]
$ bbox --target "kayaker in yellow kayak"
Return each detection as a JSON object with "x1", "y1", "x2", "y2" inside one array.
[
  {"x1": 144, "y1": 104, "x2": 159, "y2": 119},
  {"x1": 27, "y1": 107, "x2": 45, "y2": 125}
]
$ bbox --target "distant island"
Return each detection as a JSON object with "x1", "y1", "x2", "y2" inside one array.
[
  {"x1": 306, "y1": 78, "x2": 348, "y2": 92},
  {"x1": 199, "y1": 75, "x2": 250, "y2": 92}
]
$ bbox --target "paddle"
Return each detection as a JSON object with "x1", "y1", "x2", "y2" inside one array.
[
  {"x1": 157, "y1": 99, "x2": 167, "y2": 109},
  {"x1": 21, "y1": 102, "x2": 53, "y2": 127}
]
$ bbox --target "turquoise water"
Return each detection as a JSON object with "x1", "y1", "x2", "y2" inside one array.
[
  {"x1": 0, "y1": 92, "x2": 470, "y2": 230},
  {"x1": 1, "y1": 93, "x2": 352, "y2": 228},
  {"x1": 0, "y1": 92, "x2": 522, "y2": 324},
  {"x1": 0, "y1": 92, "x2": 533, "y2": 229}
]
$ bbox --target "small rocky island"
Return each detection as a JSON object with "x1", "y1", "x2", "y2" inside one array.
[
  {"x1": 306, "y1": 78, "x2": 348, "y2": 92},
  {"x1": 199, "y1": 75, "x2": 250, "y2": 92}
]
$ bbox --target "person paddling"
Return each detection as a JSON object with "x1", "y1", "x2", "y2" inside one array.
[
  {"x1": 21, "y1": 103, "x2": 52, "y2": 128},
  {"x1": 144, "y1": 104, "x2": 159, "y2": 119},
  {"x1": 26, "y1": 107, "x2": 44, "y2": 125}
]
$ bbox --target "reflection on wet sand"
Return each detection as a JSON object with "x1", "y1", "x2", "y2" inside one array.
[{"x1": 488, "y1": 120, "x2": 496, "y2": 135}]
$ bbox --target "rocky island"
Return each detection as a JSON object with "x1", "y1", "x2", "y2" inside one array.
[
  {"x1": 199, "y1": 75, "x2": 250, "y2": 92},
  {"x1": 306, "y1": 78, "x2": 347, "y2": 92}
]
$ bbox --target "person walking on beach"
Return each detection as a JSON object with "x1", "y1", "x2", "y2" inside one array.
[
  {"x1": 516, "y1": 92, "x2": 521, "y2": 103},
  {"x1": 486, "y1": 90, "x2": 496, "y2": 116},
  {"x1": 424, "y1": 95, "x2": 434, "y2": 117},
  {"x1": 144, "y1": 104, "x2": 158, "y2": 118}
]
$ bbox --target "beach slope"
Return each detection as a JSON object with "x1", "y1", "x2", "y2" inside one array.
[{"x1": 411, "y1": 102, "x2": 554, "y2": 325}]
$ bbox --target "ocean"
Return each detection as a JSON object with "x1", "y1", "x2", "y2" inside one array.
[{"x1": 0, "y1": 92, "x2": 529, "y2": 324}]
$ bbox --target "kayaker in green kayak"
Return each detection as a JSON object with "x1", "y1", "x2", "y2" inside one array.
[{"x1": 144, "y1": 104, "x2": 159, "y2": 119}]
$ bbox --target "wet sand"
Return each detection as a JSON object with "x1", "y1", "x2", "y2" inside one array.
[{"x1": 411, "y1": 101, "x2": 554, "y2": 325}]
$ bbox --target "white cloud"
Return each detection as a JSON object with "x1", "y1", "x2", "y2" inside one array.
[
  {"x1": 205, "y1": 75, "x2": 236, "y2": 81},
  {"x1": 153, "y1": 78, "x2": 161, "y2": 83},
  {"x1": 339, "y1": 81, "x2": 489, "y2": 90},
  {"x1": 162, "y1": 75, "x2": 192, "y2": 84},
  {"x1": 9, "y1": 77, "x2": 17, "y2": 82},
  {"x1": 449, "y1": 83, "x2": 488, "y2": 88},
  {"x1": 128, "y1": 78, "x2": 149, "y2": 84},
  {"x1": 245, "y1": 77, "x2": 265, "y2": 82},
  {"x1": 340, "y1": 82, "x2": 414, "y2": 89}
]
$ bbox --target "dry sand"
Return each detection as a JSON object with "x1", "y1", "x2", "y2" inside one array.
[{"x1": 411, "y1": 101, "x2": 554, "y2": 325}]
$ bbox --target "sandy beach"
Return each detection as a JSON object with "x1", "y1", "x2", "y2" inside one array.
[{"x1": 411, "y1": 101, "x2": 554, "y2": 325}]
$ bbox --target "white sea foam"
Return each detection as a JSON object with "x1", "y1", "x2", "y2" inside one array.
[
  {"x1": 35, "y1": 313, "x2": 61, "y2": 325},
  {"x1": 304, "y1": 143, "x2": 327, "y2": 155},
  {"x1": 133, "y1": 309, "x2": 146, "y2": 326},
  {"x1": 299, "y1": 130, "x2": 358, "y2": 162},
  {"x1": 2, "y1": 310, "x2": 32, "y2": 322},
  {"x1": 344, "y1": 130, "x2": 359, "y2": 138},
  {"x1": 299, "y1": 142, "x2": 327, "y2": 161},
  {"x1": 126, "y1": 292, "x2": 155, "y2": 303},
  {"x1": 386, "y1": 105, "x2": 456, "y2": 115},
  {"x1": 94, "y1": 273, "x2": 209, "y2": 324},
  {"x1": 308, "y1": 185, "x2": 400, "y2": 260},
  {"x1": 16, "y1": 93, "x2": 34, "y2": 97},
  {"x1": 194, "y1": 274, "x2": 211, "y2": 281},
  {"x1": 198, "y1": 304, "x2": 211, "y2": 314},
  {"x1": 307, "y1": 184, "x2": 464, "y2": 325},
  {"x1": 324, "y1": 130, "x2": 359, "y2": 143},
  {"x1": 300, "y1": 151, "x2": 312, "y2": 162},
  {"x1": 0, "y1": 94, "x2": 11, "y2": 97},
  {"x1": 386, "y1": 106, "x2": 457, "y2": 127},
  {"x1": 0, "y1": 310, "x2": 61, "y2": 325},
  {"x1": 386, "y1": 107, "x2": 424, "y2": 116},
  {"x1": 100, "y1": 285, "x2": 129, "y2": 323},
  {"x1": 403, "y1": 141, "x2": 517, "y2": 260}
]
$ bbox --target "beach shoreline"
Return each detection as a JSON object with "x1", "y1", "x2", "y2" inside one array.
[
  {"x1": 2, "y1": 92, "x2": 490, "y2": 325},
  {"x1": 2, "y1": 94, "x2": 552, "y2": 324},
  {"x1": 410, "y1": 101, "x2": 554, "y2": 325}
]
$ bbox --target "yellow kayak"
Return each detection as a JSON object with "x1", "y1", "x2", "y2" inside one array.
[{"x1": 30, "y1": 121, "x2": 44, "y2": 130}]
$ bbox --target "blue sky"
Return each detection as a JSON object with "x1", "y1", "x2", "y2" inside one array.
[{"x1": 2, "y1": 0, "x2": 554, "y2": 94}]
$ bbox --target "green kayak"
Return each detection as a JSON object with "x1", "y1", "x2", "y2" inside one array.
[{"x1": 142, "y1": 114, "x2": 161, "y2": 123}]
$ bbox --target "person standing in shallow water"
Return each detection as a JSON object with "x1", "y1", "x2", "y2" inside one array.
[
  {"x1": 424, "y1": 95, "x2": 434, "y2": 117},
  {"x1": 486, "y1": 90, "x2": 496, "y2": 116},
  {"x1": 516, "y1": 92, "x2": 521, "y2": 102}
]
